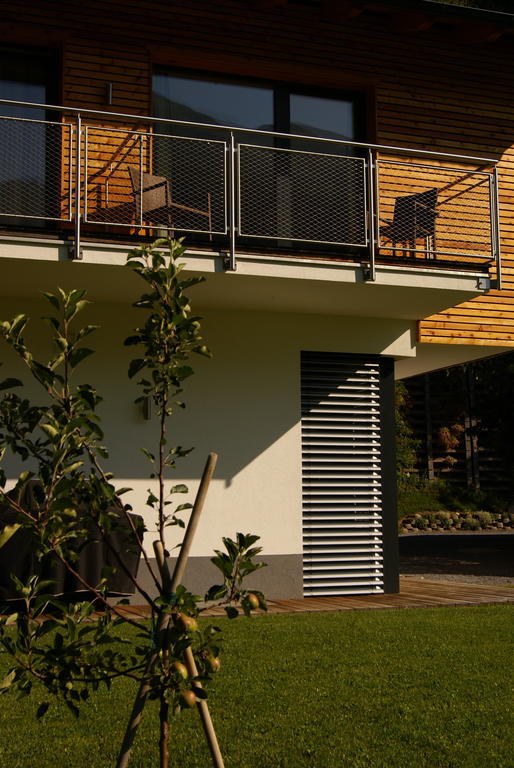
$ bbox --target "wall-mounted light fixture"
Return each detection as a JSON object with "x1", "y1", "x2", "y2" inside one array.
[{"x1": 106, "y1": 82, "x2": 113, "y2": 105}]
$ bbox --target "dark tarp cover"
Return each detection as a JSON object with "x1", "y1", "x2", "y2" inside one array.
[{"x1": 0, "y1": 481, "x2": 143, "y2": 601}]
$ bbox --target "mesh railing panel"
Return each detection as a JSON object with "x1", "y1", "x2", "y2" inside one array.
[
  {"x1": 0, "y1": 117, "x2": 72, "y2": 222},
  {"x1": 377, "y1": 159, "x2": 493, "y2": 264},
  {"x1": 0, "y1": 110, "x2": 497, "y2": 273},
  {"x1": 238, "y1": 144, "x2": 367, "y2": 246},
  {"x1": 85, "y1": 127, "x2": 226, "y2": 235}
]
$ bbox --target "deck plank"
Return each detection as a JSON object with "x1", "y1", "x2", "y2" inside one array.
[{"x1": 113, "y1": 577, "x2": 514, "y2": 620}]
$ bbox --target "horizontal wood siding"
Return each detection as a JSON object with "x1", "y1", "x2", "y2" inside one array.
[{"x1": 3, "y1": 0, "x2": 514, "y2": 345}]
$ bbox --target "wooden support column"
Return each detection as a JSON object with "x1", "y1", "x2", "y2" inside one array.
[
  {"x1": 424, "y1": 374, "x2": 435, "y2": 482},
  {"x1": 466, "y1": 367, "x2": 480, "y2": 491},
  {"x1": 462, "y1": 368, "x2": 475, "y2": 490}
]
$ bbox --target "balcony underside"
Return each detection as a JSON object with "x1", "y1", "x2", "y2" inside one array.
[{"x1": 0, "y1": 235, "x2": 489, "y2": 321}]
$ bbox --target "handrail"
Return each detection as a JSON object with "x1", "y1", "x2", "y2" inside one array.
[
  {"x1": 0, "y1": 98, "x2": 498, "y2": 167},
  {"x1": 0, "y1": 98, "x2": 501, "y2": 285}
]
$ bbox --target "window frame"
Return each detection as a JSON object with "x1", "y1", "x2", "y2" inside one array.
[{"x1": 152, "y1": 66, "x2": 368, "y2": 142}]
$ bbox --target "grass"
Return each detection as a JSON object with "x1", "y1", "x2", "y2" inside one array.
[{"x1": 1, "y1": 606, "x2": 513, "y2": 768}]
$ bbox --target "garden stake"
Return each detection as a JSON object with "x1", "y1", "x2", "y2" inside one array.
[
  {"x1": 153, "y1": 540, "x2": 172, "y2": 768},
  {"x1": 116, "y1": 452, "x2": 219, "y2": 768},
  {"x1": 168, "y1": 452, "x2": 225, "y2": 768},
  {"x1": 169, "y1": 452, "x2": 217, "y2": 590}
]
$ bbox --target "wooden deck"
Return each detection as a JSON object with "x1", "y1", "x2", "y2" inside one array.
[{"x1": 120, "y1": 577, "x2": 514, "y2": 621}]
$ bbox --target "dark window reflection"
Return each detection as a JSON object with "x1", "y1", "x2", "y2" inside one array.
[
  {"x1": 153, "y1": 73, "x2": 274, "y2": 130},
  {"x1": 290, "y1": 93, "x2": 356, "y2": 141},
  {"x1": 0, "y1": 48, "x2": 58, "y2": 223},
  {"x1": 151, "y1": 71, "x2": 365, "y2": 247}
]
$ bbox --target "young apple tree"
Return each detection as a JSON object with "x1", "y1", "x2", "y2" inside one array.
[{"x1": 0, "y1": 239, "x2": 266, "y2": 768}]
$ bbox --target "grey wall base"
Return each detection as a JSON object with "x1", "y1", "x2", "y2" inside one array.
[
  {"x1": 130, "y1": 553, "x2": 304, "y2": 604},
  {"x1": 129, "y1": 548, "x2": 401, "y2": 604}
]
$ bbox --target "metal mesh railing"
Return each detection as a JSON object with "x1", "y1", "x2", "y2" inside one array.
[
  {"x1": 0, "y1": 116, "x2": 72, "y2": 222},
  {"x1": 238, "y1": 144, "x2": 367, "y2": 246},
  {"x1": 84, "y1": 126, "x2": 227, "y2": 235},
  {"x1": 377, "y1": 159, "x2": 493, "y2": 264},
  {"x1": 0, "y1": 99, "x2": 500, "y2": 278}
]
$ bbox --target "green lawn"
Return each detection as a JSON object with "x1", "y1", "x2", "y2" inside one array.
[{"x1": 1, "y1": 606, "x2": 513, "y2": 768}]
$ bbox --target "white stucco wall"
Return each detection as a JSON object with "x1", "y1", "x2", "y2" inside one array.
[{"x1": 0, "y1": 296, "x2": 415, "y2": 560}]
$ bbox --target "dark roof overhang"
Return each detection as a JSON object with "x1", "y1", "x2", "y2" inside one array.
[{"x1": 246, "y1": 0, "x2": 514, "y2": 42}]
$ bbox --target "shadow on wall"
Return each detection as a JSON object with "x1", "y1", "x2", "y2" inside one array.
[{"x1": 0, "y1": 296, "x2": 409, "y2": 488}]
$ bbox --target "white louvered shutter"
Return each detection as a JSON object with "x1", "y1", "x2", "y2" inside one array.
[{"x1": 301, "y1": 352, "x2": 384, "y2": 596}]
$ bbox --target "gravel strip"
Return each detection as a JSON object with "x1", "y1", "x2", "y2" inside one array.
[{"x1": 402, "y1": 573, "x2": 513, "y2": 587}]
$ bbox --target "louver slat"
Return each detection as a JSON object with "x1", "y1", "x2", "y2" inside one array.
[{"x1": 301, "y1": 352, "x2": 384, "y2": 597}]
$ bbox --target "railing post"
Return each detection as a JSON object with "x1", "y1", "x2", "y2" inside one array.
[
  {"x1": 364, "y1": 147, "x2": 377, "y2": 281},
  {"x1": 223, "y1": 132, "x2": 237, "y2": 271},
  {"x1": 491, "y1": 165, "x2": 501, "y2": 290},
  {"x1": 70, "y1": 113, "x2": 83, "y2": 260}
]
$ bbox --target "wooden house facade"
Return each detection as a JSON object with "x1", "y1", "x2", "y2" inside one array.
[{"x1": 0, "y1": 0, "x2": 513, "y2": 599}]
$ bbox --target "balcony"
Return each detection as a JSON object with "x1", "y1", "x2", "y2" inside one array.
[{"x1": 0, "y1": 100, "x2": 501, "y2": 289}]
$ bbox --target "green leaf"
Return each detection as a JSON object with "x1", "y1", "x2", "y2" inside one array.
[
  {"x1": 42, "y1": 315, "x2": 60, "y2": 332},
  {"x1": 128, "y1": 359, "x2": 146, "y2": 379},
  {"x1": 40, "y1": 423, "x2": 58, "y2": 439},
  {"x1": 41, "y1": 291, "x2": 60, "y2": 310},
  {"x1": 9, "y1": 314, "x2": 28, "y2": 338},
  {"x1": 62, "y1": 461, "x2": 84, "y2": 474},
  {"x1": 0, "y1": 670, "x2": 16, "y2": 691},
  {"x1": 0, "y1": 378, "x2": 22, "y2": 391},
  {"x1": 76, "y1": 325, "x2": 99, "y2": 341},
  {"x1": 169, "y1": 484, "x2": 188, "y2": 494},
  {"x1": 224, "y1": 606, "x2": 239, "y2": 619},
  {"x1": 175, "y1": 366, "x2": 193, "y2": 380},
  {"x1": 60, "y1": 507, "x2": 78, "y2": 519},
  {"x1": 116, "y1": 487, "x2": 132, "y2": 496},
  {"x1": 124, "y1": 335, "x2": 141, "y2": 347},
  {"x1": 64, "y1": 297, "x2": 89, "y2": 322},
  {"x1": 69, "y1": 347, "x2": 94, "y2": 369},
  {"x1": 36, "y1": 702, "x2": 50, "y2": 719},
  {"x1": 0, "y1": 523, "x2": 21, "y2": 550},
  {"x1": 31, "y1": 361, "x2": 55, "y2": 387},
  {"x1": 69, "y1": 288, "x2": 87, "y2": 303},
  {"x1": 205, "y1": 585, "x2": 226, "y2": 601}
]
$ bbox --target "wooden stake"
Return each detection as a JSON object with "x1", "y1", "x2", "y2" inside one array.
[
  {"x1": 116, "y1": 452, "x2": 218, "y2": 768},
  {"x1": 183, "y1": 645, "x2": 225, "y2": 768},
  {"x1": 170, "y1": 452, "x2": 217, "y2": 590},
  {"x1": 168, "y1": 452, "x2": 225, "y2": 768}
]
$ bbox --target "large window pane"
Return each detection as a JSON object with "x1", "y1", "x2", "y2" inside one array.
[
  {"x1": 0, "y1": 49, "x2": 59, "y2": 223},
  {"x1": 290, "y1": 93, "x2": 356, "y2": 140},
  {"x1": 150, "y1": 70, "x2": 365, "y2": 246},
  {"x1": 152, "y1": 74, "x2": 274, "y2": 234},
  {"x1": 153, "y1": 73, "x2": 274, "y2": 130},
  {"x1": 287, "y1": 94, "x2": 361, "y2": 246}
]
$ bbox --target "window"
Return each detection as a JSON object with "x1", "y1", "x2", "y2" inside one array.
[
  {"x1": 152, "y1": 69, "x2": 364, "y2": 140},
  {"x1": 0, "y1": 47, "x2": 59, "y2": 225},
  {"x1": 151, "y1": 69, "x2": 367, "y2": 249}
]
